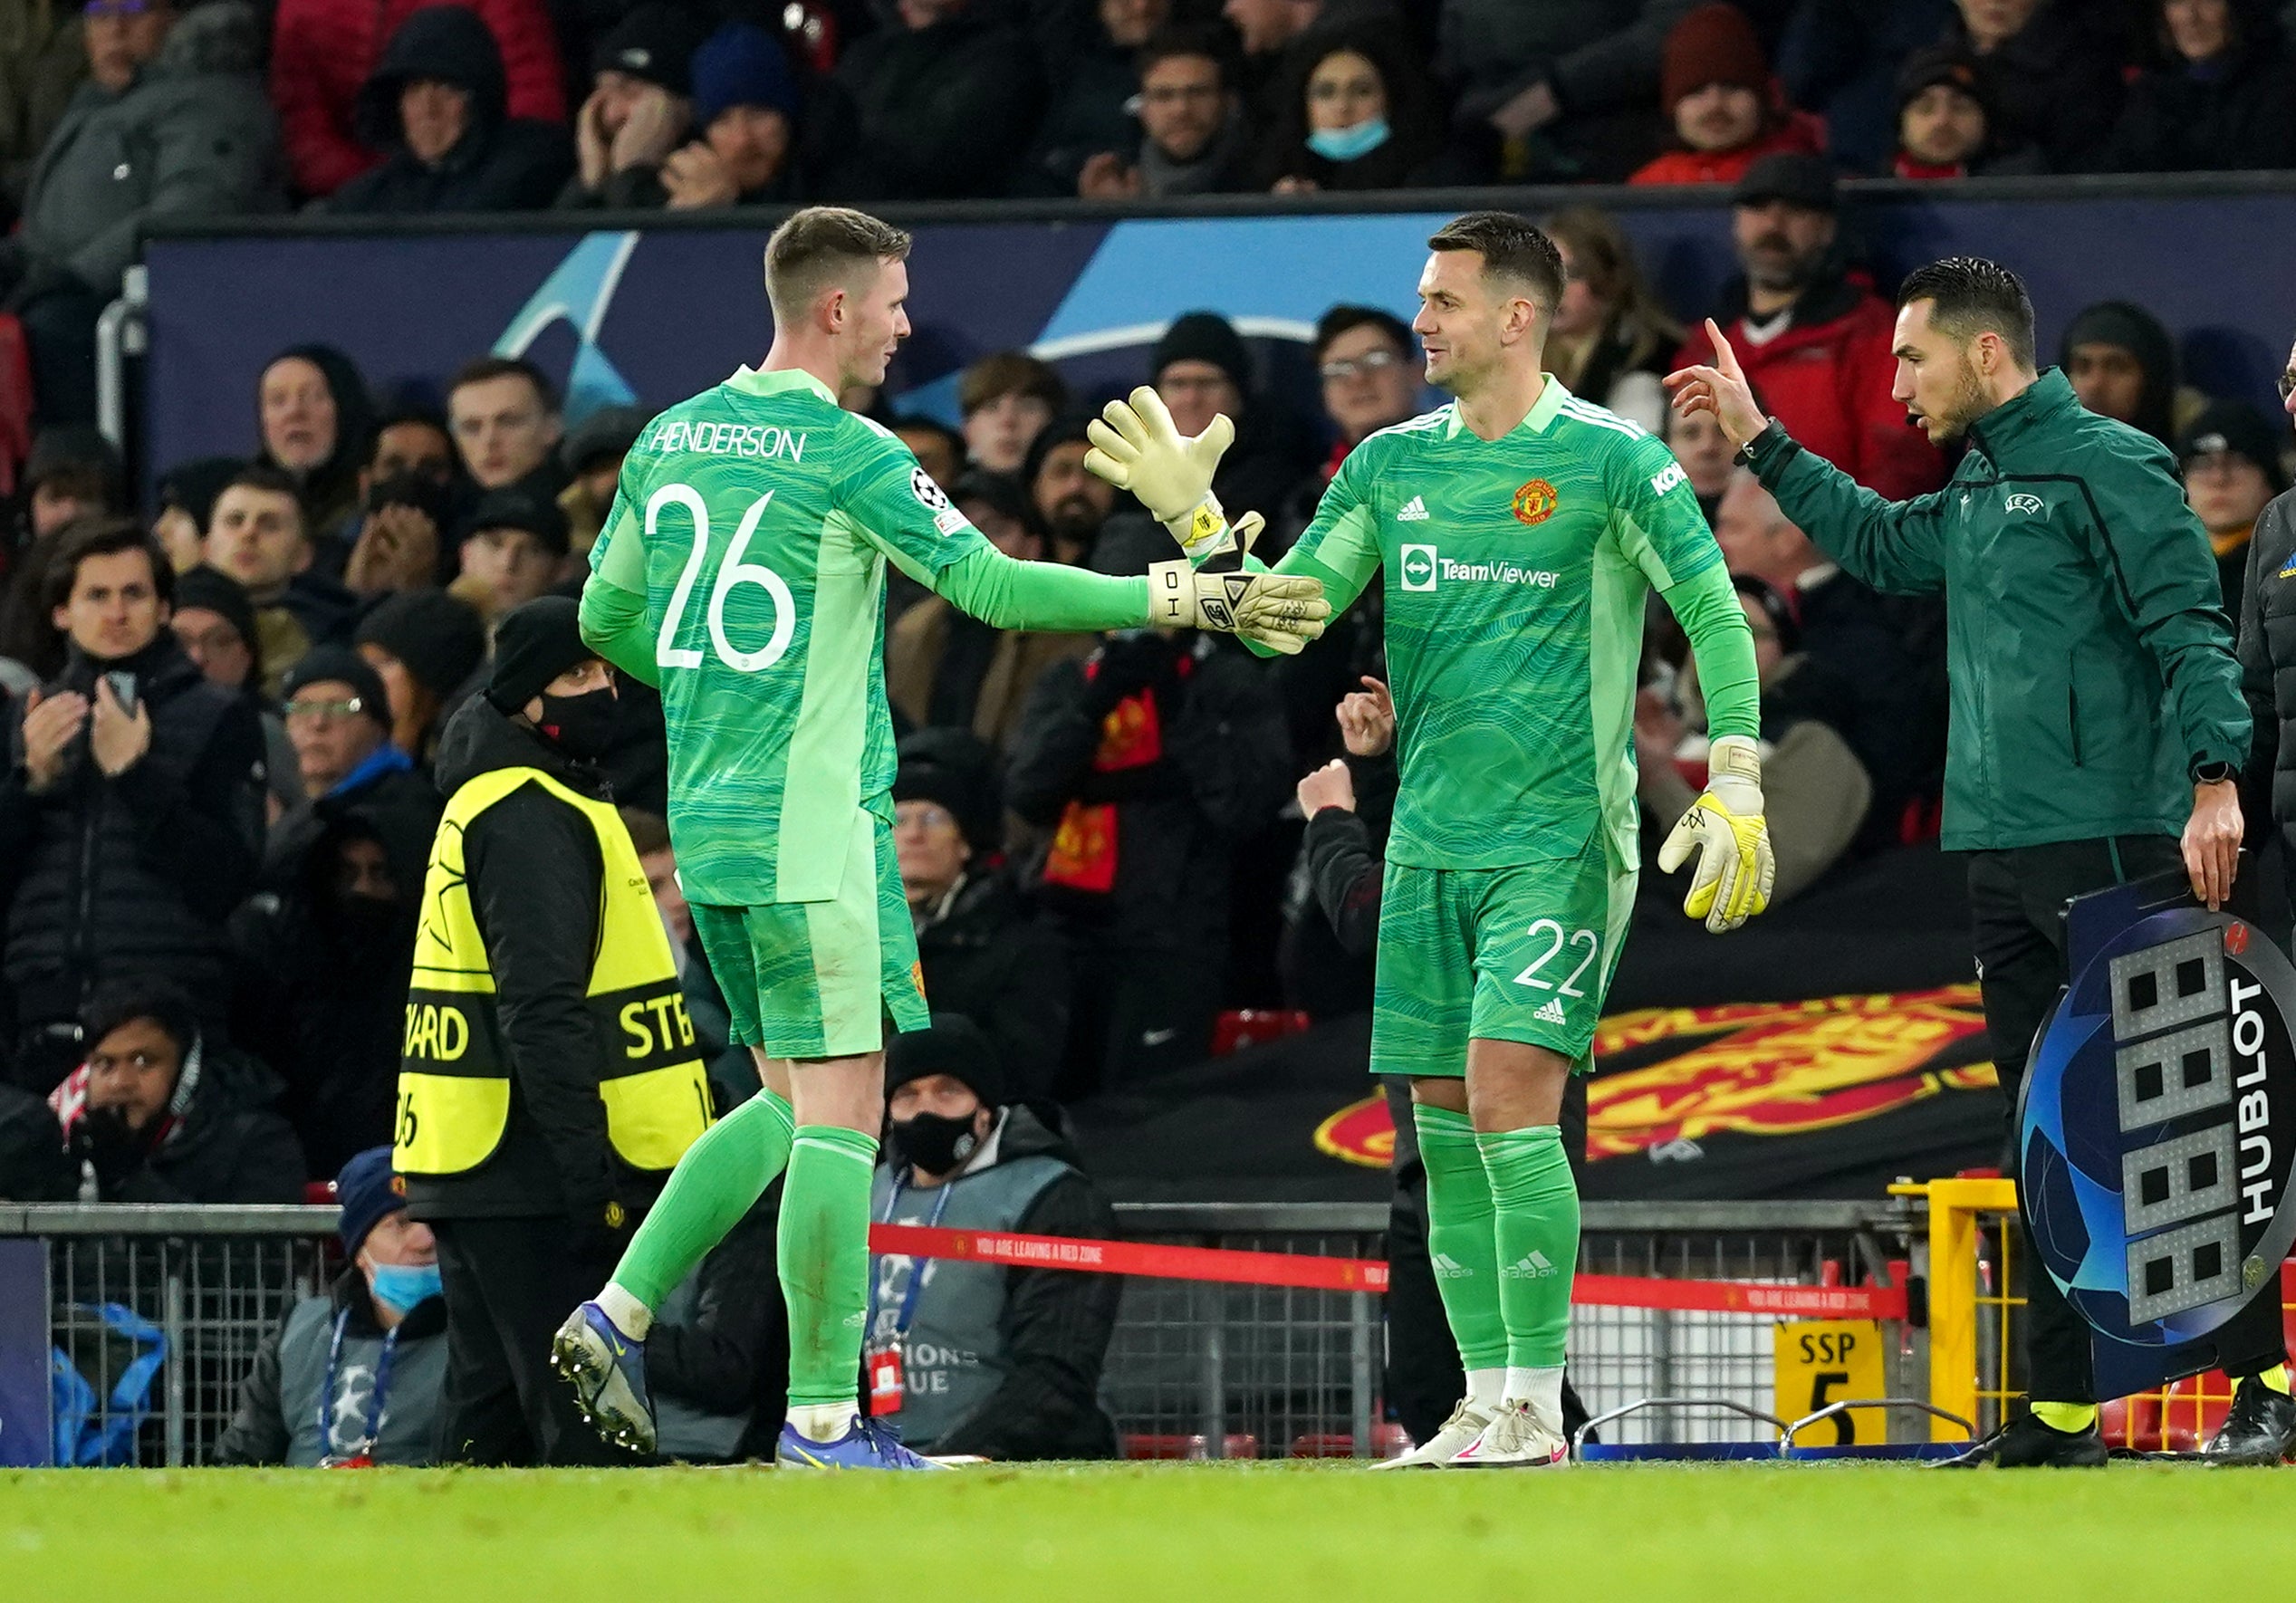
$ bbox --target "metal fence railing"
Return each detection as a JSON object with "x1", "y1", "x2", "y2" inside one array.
[{"x1": 2, "y1": 1199, "x2": 1922, "y2": 1465}]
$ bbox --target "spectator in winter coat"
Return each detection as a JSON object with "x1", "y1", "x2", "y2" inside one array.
[
  {"x1": 0, "y1": 979, "x2": 304, "y2": 1202},
  {"x1": 255, "y1": 344, "x2": 375, "y2": 542},
  {"x1": 2109, "y1": 0, "x2": 2296, "y2": 174},
  {"x1": 1944, "y1": 0, "x2": 2122, "y2": 172},
  {"x1": 823, "y1": 0, "x2": 1044, "y2": 200},
  {"x1": 1773, "y1": 0, "x2": 1952, "y2": 176},
  {"x1": 869, "y1": 1017, "x2": 1119, "y2": 1460},
  {"x1": 1077, "y1": 24, "x2": 1251, "y2": 200},
  {"x1": 169, "y1": 563, "x2": 301, "y2": 814},
  {"x1": 894, "y1": 732, "x2": 1072, "y2": 1105},
  {"x1": 1541, "y1": 207, "x2": 1681, "y2": 433},
  {"x1": 1629, "y1": 3, "x2": 1826, "y2": 187},
  {"x1": 0, "y1": 521, "x2": 265, "y2": 1095},
  {"x1": 650, "y1": 21, "x2": 805, "y2": 213},
  {"x1": 355, "y1": 589, "x2": 488, "y2": 771},
  {"x1": 1006, "y1": 522, "x2": 1292, "y2": 1097},
  {"x1": 1256, "y1": 24, "x2": 1454, "y2": 194},
  {"x1": 2178, "y1": 399, "x2": 2288, "y2": 622},
  {"x1": 2059, "y1": 299, "x2": 2200, "y2": 449},
  {"x1": 0, "y1": 0, "x2": 85, "y2": 208},
  {"x1": 1674, "y1": 154, "x2": 1947, "y2": 501},
  {"x1": 5, "y1": 0, "x2": 279, "y2": 427},
  {"x1": 448, "y1": 356, "x2": 564, "y2": 497},
  {"x1": 0, "y1": 427, "x2": 127, "y2": 683},
  {"x1": 1148, "y1": 311, "x2": 1313, "y2": 534},
  {"x1": 336, "y1": 407, "x2": 458, "y2": 595},
  {"x1": 455, "y1": 489, "x2": 569, "y2": 623},
  {"x1": 1438, "y1": 0, "x2": 1697, "y2": 182},
  {"x1": 218, "y1": 1148, "x2": 447, "y2": 1465},
  {"x1": 203, "y1": 464, "x2": 358, "y2": 696},
  {"x1": 325, "y1": 4, "x2": 572, "y2": 216},
  {"x1": 1888, "y1": 43, "x2": 2041, "y2": 178},
  {"x1": 271, "y1": 0, "x2": 564, "y2": 200},
  {"x1": 272, "y1": 645, "x2": 442, "y2": 894},
  {"x1": 1022, "y1": 0, "x2": 1174, "y2": 196},
  {"x1": 555, "y1": 4, "x2": 703, "y2": 212}
]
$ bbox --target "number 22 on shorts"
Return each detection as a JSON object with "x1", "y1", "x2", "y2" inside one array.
[{"x1": 1513, "y1": 918, "x2": 1600, "y2": 995}]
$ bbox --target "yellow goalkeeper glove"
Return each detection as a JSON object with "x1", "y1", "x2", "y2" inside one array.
[
  {"x1": 1084, "y1": 385, "x2": 1239, "y2": 567},
  {"x1": 1147, "y1": 525, "x2": 1328, "y2": 655},
  {"x1": 1656, "y1": 734, "x2": 1775, "y2": 933}
]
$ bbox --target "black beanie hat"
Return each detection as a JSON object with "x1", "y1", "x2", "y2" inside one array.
[
  {"x1": 893, "y1": 727, "x2": 1000, "y2": 852},
  {"x1": 1150, "y1": 311, "x2": 1252, "y2": 393},
  {"x1": 171, "y1": 566, "x2": 260, "y2": 657},
  {"x1": 885, "y1": 1013, "x2": 1006, "y2": 1109},
  {"x1": 487, "y1": 595, "x2": 591, "y2": 713},
  {"x1": 2177, "y1": 398, "x2": 2291, "y2": 494},
  {"x1": 591, "y1": 3, "x2": 706, "y2": 95},
  {"x1": 355, "y1": 590, "x2": 488, "y2": 700},
  {"x1": 281, "y1": 644, "x2": 394, "y2": 731},
  {"x1": 1023, "y1": 417, "x2": 1092, "y2": 491},
  {"x1": 458, "y1": 487, "x2": 571, "y2": 557}
]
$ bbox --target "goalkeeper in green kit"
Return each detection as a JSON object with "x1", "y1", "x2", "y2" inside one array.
[
  {"x1": 1085, "y1": 212, "x2": 1772, "y2": 1467},
  {"x1": 548, "y1": 206, "x2": 1326, "y2": 1471}
]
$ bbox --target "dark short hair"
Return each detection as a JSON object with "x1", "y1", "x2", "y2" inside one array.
[
  {"x1": 1897, "y1": 255, "x2": 2035, "y2": 370},
  {"x1": 1427, "y1": 211, "x2": 1566, "y2": 312},
  {"x1": 890, "y1": 413, "x2": 965, "y2": 463},
  {"x1": 958, "y1": 351, "x2": 1068, "y2": 418},
  {"x1": 214, "y1": 462, "x2": 308, "y2": 535},
  {"x1": 1138, "y1": 24, "x2": 1232, "y2": 89},
  {"x1": 43, "y1": 516, "x2": 174, "y2": 613},
  {"x1": 82, "y1": 980, "x2": 197, "y2": 1061},
  {"x1": 447, "y1": 355, "x2": 560, "y2": 416},
  {"x1": 1314, "y1": 304, "x2": 1414, "y2": 363},
  {"x1": 620, "y1": 807, "x2": 672, "y2": 858},
  {"x1": 367, "y1": 403, "x2": 450, "y2": 465},
  {"x1": 764, "y1": 206, "x2": 912, "y2": 323}
]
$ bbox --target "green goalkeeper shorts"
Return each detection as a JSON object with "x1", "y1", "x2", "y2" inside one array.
[
  {"x1": 691, "y1": 811, "x2": 929, "y2": 1060},
  {"x1": 1370, "y1": 831, "x2": 1636, "y2": 1079}
]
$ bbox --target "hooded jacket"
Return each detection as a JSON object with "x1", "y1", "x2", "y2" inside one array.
[
  {"x1": 1747, "y1": 368, "x2": 2247, "y2": 850},
  {"x1": 1676, "y1": 269, "x2": 1948, "y2": 503},
  {"x1": 1945, "y1": 0, "x2": 2123, "y2": 172},
  {"x1": 2058, "y1": 301, "x2": 2184, "y2": 449},
  {"x1": 399, "y1": 693, "x2": 654, "y2": 1225},
  {"x1": 0, "y1": 635, "x2": 266, "y2": 1048},
  {"x1": 257, "y1": 343, "x2": 375, "y2": 538},
  {"x1": 823, "y1": 9, "x2": 1044, "y2": 199},
  {"x1": 270, "y1": 0, "x2": 566, "y2": 199},
  {"x1": 0, "y1": 1032, "x2": 305, "y2": 1203},
  {"x1": 2109, "y1": 9, "x2": 2296, "y2": 175},
  {"x1": 16, "y1": 0, "x2": 281, "y2": 296},
  {"x1": 325, "y1": 4, "x2": 571, "y2": 216}
]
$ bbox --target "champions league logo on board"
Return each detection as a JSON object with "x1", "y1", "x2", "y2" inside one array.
[{"x1": 2021, "y1": 873, "x2": 2296, "y2": 1353}]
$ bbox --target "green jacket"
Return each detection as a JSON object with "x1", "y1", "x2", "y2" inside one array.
[{"x1": 1746, "y1": 368, "x2": 2246, "y2": 851}]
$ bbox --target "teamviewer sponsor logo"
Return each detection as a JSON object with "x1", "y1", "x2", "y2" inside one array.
[
  {"x1": 1400, "y1": 543, "x2": 1437, "y2": 591},
  {"x1": 1396, "y1": 543, "x2": 1560, "y2": 593}
]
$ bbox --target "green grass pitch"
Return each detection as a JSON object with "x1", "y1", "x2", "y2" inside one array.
[{"x1": 8, "y1": 1462, "x2": 2294, "y2": 1601}]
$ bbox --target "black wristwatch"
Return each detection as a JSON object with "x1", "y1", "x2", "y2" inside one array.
[
  {"x1": 2194, "y1": 761, "x2": 2235, "y2": 785},
  {"x1": 1735, "y1": 419, "x2": 1785, "y2": 468}
]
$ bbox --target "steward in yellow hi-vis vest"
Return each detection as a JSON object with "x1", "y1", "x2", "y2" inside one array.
[{"x1": 397, "y1": 600, "x2": 706, "y2": 1466}]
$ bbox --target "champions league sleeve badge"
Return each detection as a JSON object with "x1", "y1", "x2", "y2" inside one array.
[{"x1": 2017, "y1": 856, "x2": 2296, "y2": 1397}]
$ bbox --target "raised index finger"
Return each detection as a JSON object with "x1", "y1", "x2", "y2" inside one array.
[{"x1": 1705, "y1": 318, "x2": 1745, "y2": 380}]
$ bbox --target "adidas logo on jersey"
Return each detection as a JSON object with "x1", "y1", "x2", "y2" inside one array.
[
  {"x1": 1396, "y1": 495, "x2": 1430, "y2": 522},
  {"x1": 1534, "y1": 998, "x2": 1568, "y2": 1025},
  {"x1": 1431, "y1": 1253, "x2": 1472, "y2": 1280},
  {"x1": 1503, "y1": 1250, "x2": 1560, "y2": 1280}
]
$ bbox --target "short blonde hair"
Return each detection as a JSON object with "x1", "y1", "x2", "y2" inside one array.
[{"x1": 764, "y1": 206, "x2": 912, "y2": 323}]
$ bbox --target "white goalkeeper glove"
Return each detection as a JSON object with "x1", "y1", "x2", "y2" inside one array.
[
  {"x1": 1084, "y1": 385, "x2": 1239, "y2": 567},
  {"x1": 1656, "y1": 734, "x2": 1775, "y2": 933},
  {"x1": 1147, "y1": 521, "x2": 1328, "y2": 655}
]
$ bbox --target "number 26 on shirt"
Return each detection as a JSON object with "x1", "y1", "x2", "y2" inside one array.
[{"x1": 648, "y1": 483, "x2": 795, "y2": 673}]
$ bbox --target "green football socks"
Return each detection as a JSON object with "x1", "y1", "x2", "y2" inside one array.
[
  {"x1": 1478, "y1": 1124, "x2": 1580, "y2": 1370},
  {"x1": 607, "y1": 1088, "x2": 794, "y2": 1316},
  {"x1": 779, "y1": 1123, "x2": 881, "y2": 1410},
  {"x1": 1414, "y1": 1105, "x2": 1509, "y2": 1372}
]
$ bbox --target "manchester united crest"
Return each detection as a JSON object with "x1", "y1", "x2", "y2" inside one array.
[{"x1": 1512, "y1": 479, "x2": 1559, "y2": 525}]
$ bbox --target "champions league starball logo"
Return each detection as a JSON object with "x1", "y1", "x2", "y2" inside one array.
[{"x1": 2021, "y1": 904, "x2": 2296, "y2": 1349}]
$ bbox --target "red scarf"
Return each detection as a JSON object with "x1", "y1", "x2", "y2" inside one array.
[{"x1": 1041, "y1": 658, "x2": 1188, "y2": 894}]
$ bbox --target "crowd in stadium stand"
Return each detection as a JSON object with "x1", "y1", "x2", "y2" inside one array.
[{"x1": 3, "y1": 0, "x2": 2296, "y2": 1460}]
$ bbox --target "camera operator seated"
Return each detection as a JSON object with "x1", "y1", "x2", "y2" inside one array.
[
  {"x1": 867, "y1": 1016, "x2": 1119, "y2": 1462},
  {"x1": 219, "y1": 1147, "x2": 447, "y2": 1466}
]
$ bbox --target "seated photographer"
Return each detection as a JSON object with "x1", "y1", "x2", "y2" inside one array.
[
  {"x1": 867, "y1": 1016, "x2": 1119, "y2": 1462},
  {"x1": 217, "y1": 1147, "x2": 447, "y2": 1466}
]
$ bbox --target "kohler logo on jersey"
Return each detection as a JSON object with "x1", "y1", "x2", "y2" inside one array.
[{"x1": 1397, "y1": 542, "x2": 1558, "y2": 593}]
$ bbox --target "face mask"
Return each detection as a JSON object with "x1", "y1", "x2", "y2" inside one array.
[
  {"x1": 890, "y1": 1109, "x2": 981, "y2": 1176},
  {"x1": 369, "y1": 1261, "x2": 443, "y2": 1316},
  {"x1": 1307, "y1": 117, "x2": 1391, "y2": 163},
  {"x1": 535, "y1": 686, "x2": 618, "y2": 762}
]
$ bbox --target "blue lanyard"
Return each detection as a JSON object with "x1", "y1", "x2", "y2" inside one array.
[
  {"x1": 318, "y1": 1310, "x2": 399, "y2": 1459},
  {"x1": 869, "y1": 1176, "x2": 956, "y2": 1341}
]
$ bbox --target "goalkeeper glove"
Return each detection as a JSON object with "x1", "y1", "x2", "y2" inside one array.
[
  {"x1": 1084, "y1": 386, "x2": 1240, "y2": 568},
  {"x1": 1655, "y1": 734, "x2": 1775, "y2": 933},
  {"x1": 1147, "y1": 532, "x2": 1329, "y2": 655}
]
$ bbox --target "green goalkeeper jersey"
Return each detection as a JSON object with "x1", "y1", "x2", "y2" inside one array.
[
  {"x1": 1282, "y1": 377, "x2": 1758, "y2": 871},
  {"x1": 587, "y1": 365, "x2": 1145, "y2": 907}
]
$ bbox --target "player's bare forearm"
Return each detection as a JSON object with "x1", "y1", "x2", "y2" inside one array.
[
  {"x1": 578, "y1": 573, "x2": 662, "y2": 688},
  {"x1": 931, "y1": 542, "x2": 1149, "y2": 632},
  {"x1": 1667, "y1": 561, "x2": 1760, "y2": 742}
]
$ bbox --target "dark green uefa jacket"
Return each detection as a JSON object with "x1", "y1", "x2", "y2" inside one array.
[{"x1": 1745, "y1": 368, "x2": 2247, "y2": 851}]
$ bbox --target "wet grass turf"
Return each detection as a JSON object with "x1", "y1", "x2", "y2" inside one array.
[{"x1": 6, "y1": 1460, "x2": 2293, "y2": 1601}]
